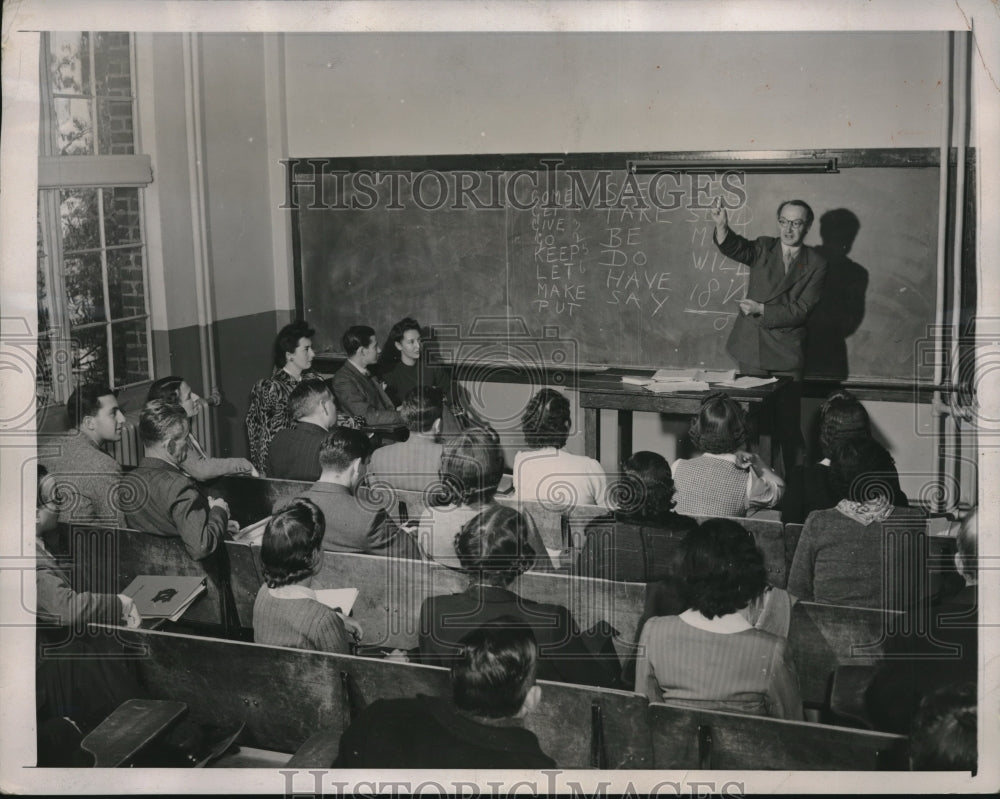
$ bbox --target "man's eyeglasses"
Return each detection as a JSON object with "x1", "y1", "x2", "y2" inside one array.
[{"x1": 778, "y1": 218, "x2": 806, "y2": 230}]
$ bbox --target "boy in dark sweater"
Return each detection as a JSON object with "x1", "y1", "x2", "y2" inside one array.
[{"x1": 335, "y1": 622, "x2": 554, "y2": 768}]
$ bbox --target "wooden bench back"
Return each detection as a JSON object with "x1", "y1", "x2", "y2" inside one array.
[
  {"x1": 65, "y1": 524, "x2": 228, "y2": 628},
  {"x1": 649, "y1": 702, "x2": 908, "y2": 770},
  {"x1": 788, "y1": 601, "x2": 901, "y2": 708},
  {"x1": 117, "y1": 627, "x2": 345, "y2": 753},
  {"x1": 114, "y1": 627, "x2": 651, "y2": 768},
  {"x1": 232, "y1": 547, "x2": 646, "y2": 658},
  {"x1": 204, "y1": 475, "x2": 312, "y2": 527},
  {"x1": 693, "y1": 515, "x2": 788, "y2": 588}
]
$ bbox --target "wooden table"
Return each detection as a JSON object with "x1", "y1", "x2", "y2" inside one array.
[{"x1": 578, "y1": 370, "x2": 792, "y2": 467}]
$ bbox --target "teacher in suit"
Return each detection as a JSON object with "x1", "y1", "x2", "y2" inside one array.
[{"x1": 711, "y1": 197, "x2": 827, "y2": 474}]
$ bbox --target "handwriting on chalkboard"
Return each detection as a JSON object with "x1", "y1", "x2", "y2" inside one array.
[
  {"x1": 683, "y1": 190, "x2": 751, "y2": 331},
  {"x1": 531, "y1": 194, "x2": 589, "y2": 316}
]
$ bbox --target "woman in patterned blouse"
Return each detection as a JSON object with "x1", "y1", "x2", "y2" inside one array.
[{"x1": 245, "y1": 320, "x2": 322, "y2": 475}]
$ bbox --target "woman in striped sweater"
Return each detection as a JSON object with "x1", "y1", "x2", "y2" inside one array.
[{"x1": 253, "y1": 498, "x2": 361, "y2": 653}]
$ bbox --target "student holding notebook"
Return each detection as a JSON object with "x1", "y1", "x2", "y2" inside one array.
[{"x1": 253, "y1": 498, "x2": 361, "y2": 654}]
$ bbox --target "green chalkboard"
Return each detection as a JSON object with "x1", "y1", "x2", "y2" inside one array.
[{"x1": 293, "y1": 155, "x2": 940, "y2": 382}]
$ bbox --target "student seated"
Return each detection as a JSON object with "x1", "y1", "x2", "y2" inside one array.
[
  {"x1": 417, "y1": 505, "x2": 620, "y2": 689},
  {"x1": 39, "y1": 383, "x2": 125, "y2": 525},
  {"x1": 147, "y1": 375, "x2": 257, "y2": 481},
  {"x1": 671, "y1": 391, "x2": 784, "y2": 518},
  {"x1": 252, "y1": 498, "x2": 360, "y2": 654},
  {"x1": 331, "y1": 325, "x2": 404, "y2": 428},
  {"x1": 576, "y1": 451, "x2": 698, "y2": 582},
  {"x1": 781, "y1": 389, "x2": 907, "y2": 523},
  {"x1": 124, "y1": 400, "x2": 232, "y2": 561},
  {"x1": 298, "y1": 427, "x2": 418, "y2": 557},
  {"x1": 246, "y1": 319, "x2": 323, "y2": 475},
  {"x1": 267, "y1": 379, "x2": 339, "y2": 482},
  {"x1": 36, "y1": 465, "x2": 145, "y2": 767},
  {"x1": 366, "y1": 386, "x2": 444, "y2": 493},
  {"x1": 513, "y1": 388, "x2": 607, "y2": 508},
  {"x1": 865, "y1": 510, "x2": 978, "y2": 734},
  {"x1": 787, "y1": 437, "x2": 926, "y2": 610},
  {"x1": 634, "y1": 519, "x2": 803, "y2": 720},
  {"x1": 416, "y1": 425, "x2": 504, "y2": 568},
  {"x1": 335, "y1": 623, "x2": 554, "y2": 768},
  {"x1": 908, "y1": 682, "x2": 977, "y2": 772},
  {"x1": 36, "y1": 466, "x2": 141, "y2": 630},
  {"x1": 374, "y1": 317, "x2": 449, "y2": 406}
]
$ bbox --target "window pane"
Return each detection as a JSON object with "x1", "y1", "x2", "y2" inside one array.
[
  {"x1": 70, "y1": 325, "x2": 109, "y2": 387},
  {"x1": 103, "y1": 187, "x2": 141, "y2": 245},
  {"x1": 53, "y1": 97, "x2": 95, "y2": 155},
  {"x1": 112, "y1": 319, "x2": 150, "y2": 386},
  {"x1": 48, "y1": 32, "x2": 91, "y2": 97},
  {"x1": 93, "y1": 32, "x2": 133, "y2": 98},
  {"x1": 107, "y1": 247, "x2": 146, "y2": 320},
  {"x1": 60, "y1": 188, "x2": 101, "y2": 251},
  {"x1": 97, "y1": 99, "x2": 135, "y2": 155},
  {"x1": 64, "y1": 253, "x2": 106, "y2": 325}
]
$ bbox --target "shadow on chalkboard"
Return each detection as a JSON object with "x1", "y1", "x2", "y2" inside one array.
[{"x1": 805, "y1": 208, "x2": 870, "y2": 382}]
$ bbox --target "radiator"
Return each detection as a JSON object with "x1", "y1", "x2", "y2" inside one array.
[{"x1": 113, "y1": 411, "x2": 210, "y2": 467}]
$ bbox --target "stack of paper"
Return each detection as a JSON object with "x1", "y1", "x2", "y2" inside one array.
[
  {"x1": 716, "y1": 375, "x2": 778, "y2": 389},
  {"x1": 620, "y1": 367, "x2": 737, "y2": 391},
  {"x1": 122, "y1": 575, "x2": 207, "y2": 622}
]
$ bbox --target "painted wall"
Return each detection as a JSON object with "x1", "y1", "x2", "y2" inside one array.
[
  {"x1": 284, "y1": 32, "x2": 948, "y2": 156},
  {"x1": 135, "y1": 30, "x2": 970, "y2": 482}
]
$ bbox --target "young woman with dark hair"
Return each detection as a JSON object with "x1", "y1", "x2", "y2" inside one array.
[
  {"x1": 788, "y1": 437, "x2": 926, "y2": 609},
  {"x1": 780, "y1": 389, "x2": 908, "y2": 523},
  {"x1": 671, "y1": 391, "x2": 783, "y2": 517},
  {"x1": 374, "y1": 317, "x2": 450, "y2": 405},
  {"x1": 576, "y1": 451, "x2": 698, "y2": 582},
  {"x1": 634, "y1": 518, "x2": 802, "y2": 719},
  {"x1": 252, "y1": 498, "x2": 361, "y2": 653},
  {"x1": 245, "y1": 320, "x2": 322, "y2": 475},
  {"x1": 417, "y1": 504, "x2": 620, "y2": 689}
]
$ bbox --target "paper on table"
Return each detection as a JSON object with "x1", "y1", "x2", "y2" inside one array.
[
  {"x1": 651, "y1": 368, "x2": 701, "y2": 382},
  {"x1": 718, "y1": 376, "x2": 779, "y2": 389},
  {"x1": 621, "y1": 375, "x2": 653, "y2": 386},
  {"x1": 699, "y1": 369, "x2": 737, "y2": 383},
  {"x1": 645, "y1": 380, "x2": 711, "y2": 392}
]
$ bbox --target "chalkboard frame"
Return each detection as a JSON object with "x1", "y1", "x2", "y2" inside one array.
[{"x1": 291, "y1": 147, "x2": 975, "y2": 401}]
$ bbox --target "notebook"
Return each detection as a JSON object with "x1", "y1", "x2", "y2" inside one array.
[{"x1": 121, "y1": 575, "x2": 207, "y2": 621}]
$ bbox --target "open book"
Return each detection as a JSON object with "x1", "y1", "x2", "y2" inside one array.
[{"x1": 121, "y1": 575, "x2": 207, "y2": 622}]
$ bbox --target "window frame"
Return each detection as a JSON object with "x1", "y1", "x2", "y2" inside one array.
[{"x1": 37, "y1": 31, "x2": 154, "y2": 407}]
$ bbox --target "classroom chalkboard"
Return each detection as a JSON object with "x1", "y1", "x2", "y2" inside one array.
[{"x1": 293, "y1": 155, "x2": 939, "y2": 383}]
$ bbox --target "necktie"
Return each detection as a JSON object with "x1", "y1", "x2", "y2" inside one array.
[{"x1": 783, "y1": 249, "x2": 794, "y2": 274}]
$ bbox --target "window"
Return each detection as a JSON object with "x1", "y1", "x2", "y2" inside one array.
[{"x1": 36, "y1": 32, "x2": 153, "y2": 408}]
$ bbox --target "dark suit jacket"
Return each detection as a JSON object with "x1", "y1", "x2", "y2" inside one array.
[
  {"x1": 124, "y1": 457, "x2": 228, "y2": 560},
  {"x1": 331, "y1": 362, "x2": 403, "y2": 426},
  {"x1": 575, "y1": 511, "x2": 698, "y2": 583},
  {"x1": 418, "y1": 585, "x2": 620, "y2": 689},
  {"x1": 717, "y1": 233, "x2": 827, "y2": 373},
  {"x1": 299, "y1": 482, "x2": 418, "y2": 558},
  {"x1": 267, "y1": 421, "x2": 328, "y2": 482},
  {"x1": 334, "y1": 695, "x2": 555, "y2": 768}
]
